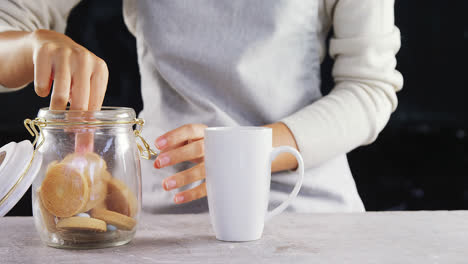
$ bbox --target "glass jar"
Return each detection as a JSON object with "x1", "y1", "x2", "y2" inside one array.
[{"x1": 27, "y1": 107, "x2": 155, "y2": 249}]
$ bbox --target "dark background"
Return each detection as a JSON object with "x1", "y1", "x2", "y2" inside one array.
[{"x1": 1, "y1": 0, "x2": 466, "y2": 215}]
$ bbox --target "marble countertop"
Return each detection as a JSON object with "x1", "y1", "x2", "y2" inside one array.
[{"x1": 1, "y1": 211, "x2": 466, "y2": 263}]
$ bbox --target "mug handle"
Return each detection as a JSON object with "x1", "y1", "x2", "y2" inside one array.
[{"x1": 265, "y1": 146, "x2": 304, "y2": 222}]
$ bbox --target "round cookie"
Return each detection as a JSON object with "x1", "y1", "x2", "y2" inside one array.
[
  {"x1": 40, "y1": 163, "x2": 90, "y2": 217},
  {"x1": 62, "y1": 152, "x2": 107, "y2": 171},
  {"x1": 37, "y1": 188, "x2": 57, "y2": 232},
  {"x1": 57, "y1": 228, "x2": 120, "y2": 243},
  {"x1": 83, "y1": 172, "x2": 108, "y2": 212},
  {"x1": 90, "y1": 170, "x2": 112, "y2": 211},
  {"x1": 56, "y1": 217, "x2": 107, "y2": 232},
  {"x1": 84, "y1": 152, "x2": 107, "y2": 170},
  {"x1": 90, "y1": 208, "x2": 136, "y2": 231},
  {"x1": 46, "y1": 160, "x2": 58, "y2": 173},
  {"x1": 100, "y1": 169, "x2": 112, "y2": 181},
  {"x1": 60, "y1": 152, "x2": 110, "y2": 212},
  {"x1": 105, "y1": 178, "x2": 138, "y2": 217}
]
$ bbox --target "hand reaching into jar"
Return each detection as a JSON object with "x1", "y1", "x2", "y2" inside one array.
[
  {"x1": 155, "y1": 122, "x2": 300, "y2": 204},
  {"x1": 0, "y1": 29, "x2": 109, "y2": 111},
  {"x1": 0, "y1": 30, "x2": 109, "y2": 153}
]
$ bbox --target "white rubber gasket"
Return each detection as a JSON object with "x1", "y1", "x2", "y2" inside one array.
[{"x1": 0, "y1": 140, "x2": 42, "y2": 216}]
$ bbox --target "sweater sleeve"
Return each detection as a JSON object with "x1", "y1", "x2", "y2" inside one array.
[
  {"x1": 281, "y1": 0, "x2": 404, "y2": 168},
  {"x1": 0, "y1": 0, "x2": 81, "y2": 92}
]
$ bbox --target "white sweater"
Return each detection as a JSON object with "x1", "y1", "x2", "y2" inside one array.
[{"x1": 0, "y1": 0, "x2": 403, "y2": 213}]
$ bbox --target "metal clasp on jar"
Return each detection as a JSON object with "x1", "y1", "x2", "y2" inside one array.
[{"x1": 133, "y1": 118, "x2": 159, "y2": 160}]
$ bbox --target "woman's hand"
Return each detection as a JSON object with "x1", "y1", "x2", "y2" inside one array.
[
  {"x1": 155, "y1": 124, "x2": 208, "y2": 204},
  {"x1": 155, "y1": 122, "x2": 300, "y2": 204},
  {"x1": 0, "y1": 29, "x2": 108, "y2": 110},
  {"x1": 31, "y1": 29, "x2": 108, "y2": 111},
  {"x1": 0, "y1": 30, "x2": 108, "y2": 153},
  {"x1": 30, "y1": 30, "x2": 109, "y2": 153}
]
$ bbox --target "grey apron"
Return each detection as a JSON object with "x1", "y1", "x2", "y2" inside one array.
[{"x1": 132, "y1": 0, "x2": 365, "y2": 213}]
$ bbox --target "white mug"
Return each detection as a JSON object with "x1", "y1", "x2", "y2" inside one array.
[{"x1": 204, "y1": 127, "x2": 304, "y2": 241}]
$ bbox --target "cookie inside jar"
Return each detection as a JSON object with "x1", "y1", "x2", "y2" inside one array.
[{"x1": 37, "y1": 151, "x2": 138, "y2": 242}]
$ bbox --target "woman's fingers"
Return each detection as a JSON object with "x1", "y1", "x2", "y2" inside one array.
[
  {"x1": 49, "y1": 48, "x2": 72, "y2": 110},
  {"x1": 162, "y1": 162, "x2": 205, "y2": 191},
  {"x1": 72, "y1": 55, "x2": 108, "y2": 153},
  {"x1": 155, "y1": 124, "x2": 207, "y2": 151},
  {"x1": 69, "y1": 50, "x2": 92, "y2": 111},
  {"x1": 154, "y1": 139, "x2": 204, "y2": 169},
  {"x1": 88, "y1": 58, "x2": 108, "y2": 111},
  {"x1": 33, "y1": 43, "x2": 53, "y2": 97},
  {"x1": 29, "y1": 30, "x2": 110, "y2": 155},
  {"x1": 174, "y1": 182, "x2": 207, "y2": 204},
  {"x1": 75, "y1": 132, "x2": 94, "y2": 153},
  {"x1": 31, "y1": 30, "x2": 108, "y2": 112},
  {"x1": 70, "y1": 55, "x2": 93, "y2": 153},
  {"x1": 155, "y1": 123, "x2": 209, "y2": 204}
]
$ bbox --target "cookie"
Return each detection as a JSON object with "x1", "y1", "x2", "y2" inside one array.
[
  {"x1": 46, "y1": 160, "x2": 58, "y2": 173},
  {"x1": 105, "y1": 178, "x2": 138, "y2": 217},
  {"x1": 100, "y1": 169, "x2": 112, "y2": 181},
  {"x1": 37, "y1": 188, "x2": 57, "y2": 232},
  {"x1": 62, "y1": 152, "x2": 107, "y2": 171},
  {"x1": 60, "y1": 152, "x2": 109, "y2": 212},
  {"x1": 90, "y1": 208, "x2": 136, "y2": 231},
  {"x1": 57, "y1": 228, "x2": 120, "y2": 243},
  {"x1": 83, "y1": 172, "x2": 108, "y2": 212},
  {"x1": 91, "y1": 171, "x2": 113, "y2": 211},
  {"x1": 40, "y1": 163, "x2": 90, "y2": 217},
  {"x1": 84, "y1": 152, "x2": 107, "y2": 170},
  {"x1": 56, "y1": 217, "x2": 107, "y2": 232}
]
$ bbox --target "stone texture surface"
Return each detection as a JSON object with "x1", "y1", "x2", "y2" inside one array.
[{"x1": 0, "y1": 211, "x2": 467, "y2": 263}]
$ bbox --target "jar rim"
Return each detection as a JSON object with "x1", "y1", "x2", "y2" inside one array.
[{"x1": 37, "y1": 106, "x2": 136, "y2": 124}]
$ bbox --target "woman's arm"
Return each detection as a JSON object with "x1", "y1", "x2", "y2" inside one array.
[
  {"x1": 280, "y1": 0, "x2": 404, "y2": 168},
  {"x1": 155, "y1": 0, "x2": 404, "y2": 204},
  {"x1": 0, "y1": 0, "x2": 81, "y2": 92},
  {"x1": 0, "y1": 29, "x2": 108, "y2": 111},
  {"x1": 0, "y1": 0, "x2": 108, "y2": 153},
  {"x1": 0, "y1": 31, "x2": 34, "y2": 89},
  {"x1": 0, "y1": 0, "x2": 109, "y2": 112},
  {"x1": 261, "y1": 0, "x2": 404, "y2": 172}
]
